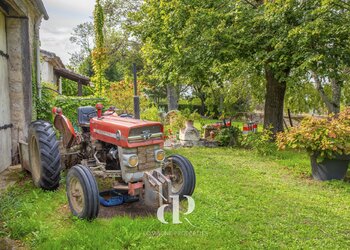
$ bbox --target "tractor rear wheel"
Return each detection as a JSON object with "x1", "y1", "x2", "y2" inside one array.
[
  {"x1": 28, "y1": 120, "x2": 61, "y2": 190},
  {"x1": 66, "y1": 165, "x2": 99, "y2": 220},
  {"x1": 164, "y1": 155, "x2": 196, "y2": 199}
]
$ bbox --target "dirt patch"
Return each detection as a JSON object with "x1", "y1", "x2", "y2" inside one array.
[
  {"x1": 98, "y1": 200, "x2": 159, "y2": 219},
  {"x1": 0, "y1": 165, "x2": 23, "y2": 194},
  {"x1": 0, "y1": 238, "x2": 26, "y2": 250}
]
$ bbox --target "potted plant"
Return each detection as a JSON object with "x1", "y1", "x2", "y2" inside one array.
[
  {"x1": 181, "y1": 109, "x2": 201, "y2": 127},
  {"x1": 277, "y1": 108, "x2": 350, "y2": 181}
]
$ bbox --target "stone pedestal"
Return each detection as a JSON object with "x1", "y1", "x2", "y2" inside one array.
[{"x1": 179, "y1": 120, "x2": 200, "y2": 147}]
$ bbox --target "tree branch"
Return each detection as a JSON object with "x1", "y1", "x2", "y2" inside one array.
[
  {"x1": 311, "y1": 71, "x2": 335, "y2": 113},
  {"x1": 241, "y1": 0, "x2": 259, "y2": 9}
]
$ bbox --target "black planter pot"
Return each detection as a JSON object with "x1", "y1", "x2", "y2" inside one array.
[{"x1": 310, "y1": 153, "x2": 350, "y2": 181}]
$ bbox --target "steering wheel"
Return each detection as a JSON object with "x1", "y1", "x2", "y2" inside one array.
[
  {"x1": 87, "y1": 111, "x2": 97, "y2": 118},
  {"x1": 103, "y1": 106, "x2": 117, "y2": 116},
  {"x1": 103, "y1": 110, "x2": 115, "y2": 116}
]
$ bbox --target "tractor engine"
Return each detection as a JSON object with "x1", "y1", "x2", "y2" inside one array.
[
  {"x1": 93, "y1": 141, "x2": 120, "y2": 171},
  {"x1": 89, "y1": 115, "x2": 165, "y2": 183}
]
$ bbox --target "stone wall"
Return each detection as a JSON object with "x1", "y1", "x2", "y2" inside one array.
[
  {"x1": 3, "y1": 0, "x2": 44, "y2": 166},
  {"x1": 41, "y1": 61, "x2": 55, "y2": 84}
]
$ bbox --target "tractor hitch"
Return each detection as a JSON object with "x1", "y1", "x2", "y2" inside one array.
[{"x1": 143, "y1": 170, "x2": 172, "y2": 208}]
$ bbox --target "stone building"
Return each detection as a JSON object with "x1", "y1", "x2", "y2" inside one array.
[
  {"x1": 40, "y1": 49, "x2": 65, "y2": 89},
  {"x1": 0, "y1": 0, "x2": 48, "y2": 173},
  {"x1": 40, "y1": 49, "x2": 91, "y2": 96}
]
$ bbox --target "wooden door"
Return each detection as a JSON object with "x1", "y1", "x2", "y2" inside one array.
[{"x1": 0, "y1": 11, "x2": 12, "y2": 172}]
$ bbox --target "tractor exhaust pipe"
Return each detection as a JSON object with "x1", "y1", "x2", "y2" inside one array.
[{"x1": 133, "y1": 63, "x2": 140, "y2": 119}]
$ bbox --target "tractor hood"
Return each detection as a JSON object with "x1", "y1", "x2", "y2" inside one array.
[{"x1": 90, "y1": 115, "x2": 164, "y2": 148}]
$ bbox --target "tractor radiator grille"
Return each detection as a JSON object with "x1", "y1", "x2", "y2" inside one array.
[
  {"x1": 122, "y1": 144, "x2": 161, "y2": 171},
  {"x1": 137, "y1": 144, "x2": 161, "y2": 170},
  {"x1": 129, "y1": 125, "x2": 161, "y2": 137}
]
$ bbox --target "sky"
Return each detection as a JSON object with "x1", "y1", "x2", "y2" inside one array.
[{"x1": 40, "y1": 0, "x2": 95, "y2": 64}]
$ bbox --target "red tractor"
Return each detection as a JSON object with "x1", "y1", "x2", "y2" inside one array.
[{"x1": 21, "y1": 104, "x2": 195, "y2": 220}]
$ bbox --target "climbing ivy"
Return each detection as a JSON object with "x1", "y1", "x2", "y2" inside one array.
[{"x1": 92, "y1": 0, "x2": 108, "y2": 97}]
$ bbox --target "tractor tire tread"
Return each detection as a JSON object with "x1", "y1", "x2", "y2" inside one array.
[{"x1": 29, "y1": 120, "x2": 61, "y2": 191}]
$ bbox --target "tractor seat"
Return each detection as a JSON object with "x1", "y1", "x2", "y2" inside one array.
[{"x1": 78, "y1": 106, "x2": 97, "y2": 127}]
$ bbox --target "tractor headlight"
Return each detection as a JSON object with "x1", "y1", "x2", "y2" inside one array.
[
  {"x1": 155, "y1": 149, "x2": 165, "y2": 162},
  {"x1": 127, "y1": 155, "x2": 139, "y2": 168}
]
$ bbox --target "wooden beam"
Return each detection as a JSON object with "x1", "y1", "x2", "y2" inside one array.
[{"x1": 78, "y1": 82, "x2": 82, "y2": 96}]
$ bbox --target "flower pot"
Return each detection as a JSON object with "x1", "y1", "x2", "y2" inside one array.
[
  {"x1": 185, "y1": 120, "x2": 194, "y2": 128},
  {"x1": 310, "y1": 153, "x2": 350, "y2": 181}
]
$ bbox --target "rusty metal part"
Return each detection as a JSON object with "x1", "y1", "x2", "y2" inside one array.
[
  {"x1": 128, "y1": 182, "x2": 143, "y2": 196},
  {"x1": 93, "y1": 170, "x2": 122, "y2": 178},
  {"x1": 59, "y1": 143, "x2": 81, "y2": 169},
  {"x1": 54, "y1": 114, "x2": 77, "y2": 148},
  {"x1": 163, "y1": 158, "x2": 185, "y2": 194},
  {"x1": 152, "y1": 170, "x2": 171, "y2": 201},
  {"x1": 68, "y1": 175, "x2": 85, "y2": 214},
  {"x1": 143, "y1": 170, "x2": 172, "y2": 207},
  {"x1": 113, "y1": 182, "x2": 129, "y2": 190}
]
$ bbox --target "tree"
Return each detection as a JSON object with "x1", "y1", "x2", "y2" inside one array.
[
  {"x1": 291, "y1": 0, "x2": 350, "y2": 114},
  {"x1": 69, "y1": 22, "x2": 94, "y2": 73},
  {"x1": 131, "y1": 1, "x2": 229, "y2": 113},
  {"x1": 145, "y1": 0, "x2": 350, "y2": 131},
  {"x1": 108, "y1": 80, "x2": 148, "y2": 113},
  {"x1": 92, "y1": 0, "x2": 108, "y2": 97}
]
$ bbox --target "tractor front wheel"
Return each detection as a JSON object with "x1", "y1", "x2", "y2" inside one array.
[
  {"x1": 66, "y1": 165, "x2": 99, "y2": 220},
  {"x1": 28, "y1": 120, "x2": 61, "y2": 190},
  {"x1": 164, "y1": 155, "x2": 196, "y2": 199}
]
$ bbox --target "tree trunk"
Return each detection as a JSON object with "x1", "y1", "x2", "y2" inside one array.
[
  {"x1": 199, "y1": 94, "x2": 206, "y2": 116},
  {"x1": 167, "y1": 84, "x2": 178, "y2": 111},
  {"x1": 263, "y1": 67, "x2": 287, "y2": 135},
  {"x1": 331, "y1": 78, "x2": 341, "y2": 114},
  {"x1": 312, "y1": 72, "x2": 341, "y2": 114}
]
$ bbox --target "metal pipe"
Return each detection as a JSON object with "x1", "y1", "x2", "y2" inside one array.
[
  {"x1": 35, "y1": 18, "x2": 42, "y2": 100},
  {"x1": 34, "y1": 0, "x2": 49, "y2": 20},
  {"x1": 133, "y1": 63, "x2": 138, "y2": 95},
  {"x1": 133, "y1": 63, "x2": 140, "y2": 119}
]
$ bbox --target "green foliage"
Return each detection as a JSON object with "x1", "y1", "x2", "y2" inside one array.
[
  {"x1": 55, "y1": 96, "x2": 107, "y2": 127},
  {"x1": 285, "y1": 80, "x2": 324, "y2": 114},
  {"x1": 277, "y1": 108, "x2": 350, "y2": 159},
  {"x1": 130, "y1": 0, "x2": 350, "y2": 128},
  {"x1": 241, "y1": 129, "x2": 278, "y2": 156},
  {"x1": 108, "y1": 80, "x2": 149, "y2": 114},
  {"x1": 159, "y1": 103, "x2": 208, "y2": 114},
  {"x1": 36, "y1": 83, "x2": 58, "y2": 122},
  {"x1": 61, "y1": 78, "x2": 77, "y2": 96},
  {"x1": 216, "y1": 126, "x2": 242, "y2": 147},
  {"x1": 181, "y1": 108, "x2": 201, "y2": 122},
  {"x1": 92, "y1": 0, "x2": 108, "y2": 97},
  {"x1": 140, "y1": 106, "x2": 161, "y2": 122},
  {"x1": 165, "y1": 111, "x2": 186, "y2": 136},
  {"x1": 165, "y1": 109, "x2": 202, "y2": 137}
]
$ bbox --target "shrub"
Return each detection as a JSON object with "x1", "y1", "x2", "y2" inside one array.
[
  {"x1": 36, "y1": 83, "x2": 58, "y2": 122},
  {"x1": 181, "y1": 108, "x2": 202, "y2": 122},
  {"x1": 241, "y1": 129, "x2": 277, "y2": 156},
  {"x1": 165, "y1": 110, "x2": 186, "y2": 135},
  {"x1": 216, "y1": 126, "x2": 242, "y2": 147},
  {"x1": 55, "y1": 96, "x2": 107, "y2": 127},
  {"x1": 108, "y1": 80, "x2": 148, "y2": 114},
  {"x1": 277, "y1": 108, "x2": 350, "y2": 159},
  {"x1": 141, "y1": 106, "x2": 161, "y2": 122}
]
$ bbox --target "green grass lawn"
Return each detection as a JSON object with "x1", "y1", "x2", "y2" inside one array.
[{"x1": 2, "y1": 148, "x2": 350, "y2": 249}]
